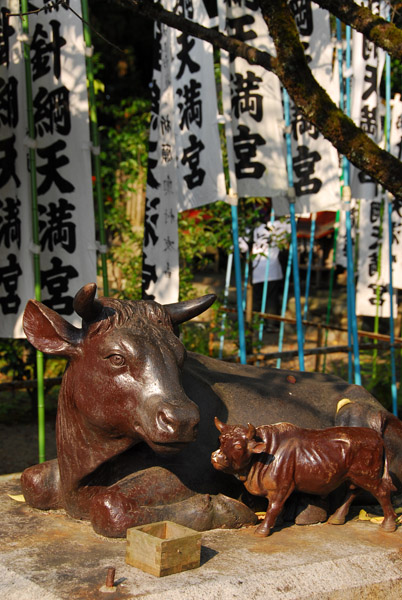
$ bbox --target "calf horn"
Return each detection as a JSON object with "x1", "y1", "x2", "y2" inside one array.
[
  {"x1": 214, "y1": 416, "x2": 226, "y2": 433},
  {"x1": 73, "y1": 283, "x2": 103, "y2": 323},
  {"x1": 165, "y1": 294, "x2": 216, "y2": 325},
  {"x1": 246, "y1": 423, "x2": 256, "y2": 439}
]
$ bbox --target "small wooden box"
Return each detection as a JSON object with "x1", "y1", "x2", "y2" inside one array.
[{"x1": 125, "y1": 521, "x2": 202, "y2": 577}]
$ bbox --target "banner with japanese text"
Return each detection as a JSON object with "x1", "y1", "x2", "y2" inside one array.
[
  {"x1": 388, "y1": 93, "x2": 402, "y2": 290},
  {"x1": 142, "y1": 0, "x2": 225, "y2": 303},
  {"x1": 282, "y1": 2, "x2": 340, "y2": 216},
  {"x1": 351, "y1": 0, "x2": 389, "y2": 316},
  {"x1": 0, "y1": 0, "x2": 97, "y2": 337},
  {"x1": 218, "y1": 0, "x2": 288, "y2": 203}
]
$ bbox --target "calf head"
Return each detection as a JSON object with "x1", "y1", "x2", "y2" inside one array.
[
  {"x1": 211, "y1": 417, "x2": 266, "y2": 476},
  {"x1": 23, "y1": 283, "x2": 216, "y2": 454}
]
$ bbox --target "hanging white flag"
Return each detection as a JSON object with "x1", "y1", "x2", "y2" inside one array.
[
  {"x1": 142, "y1": 20, "x2": 180, "y2": 304},
  {"x1": 388, "y1": 93, "x2": 402, "y2": 289},
  {"x1": 142, "y1": 0, "x2": 225, "y2": 303},
  {"x1": 0, "y1": 1, "x2": 96, "y2": 337},
  {"x1": 218, "y1": 0, "x2": 288, "y2": 202},
  {"x1": 356, "y1": 196, "x2": 396, "y2": 317},
  {"x1": 282, "y1": 3, "x2": 340, "y2": 216}
]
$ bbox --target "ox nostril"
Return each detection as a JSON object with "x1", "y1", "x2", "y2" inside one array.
[{"x1": 157, "y1": 410, "x2": 176, "y2": 434}]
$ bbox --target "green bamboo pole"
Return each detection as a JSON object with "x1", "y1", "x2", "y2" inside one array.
[
  {"x1": 322, "y1": 209, "x2": 340, "y2": 373},
  {"x1": 80, "y1": 0, "x2": 109, "y2": 296},
  {"x1": 372, "y1": 197, "x2": 385, "y2": 380},
  {"x1": 21, "y1": 0, "x2": 45, "y2": 463}
]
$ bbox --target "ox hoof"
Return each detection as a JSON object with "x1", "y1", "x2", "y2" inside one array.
[{"x1": 211, "y1": 494, "x2": 258, "y2": 529}]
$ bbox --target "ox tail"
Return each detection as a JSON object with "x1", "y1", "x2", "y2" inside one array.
[{"x1": 382, "y1": 449, "x2": 397, "y2": 493}]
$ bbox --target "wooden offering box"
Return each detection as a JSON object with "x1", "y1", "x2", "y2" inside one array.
[{"x1": 126, "y1": 521, "x2": 202, "y2": 577}]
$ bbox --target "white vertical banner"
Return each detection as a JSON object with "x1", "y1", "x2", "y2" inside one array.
[
  {"x1": 388, "y1": 93, "x2": 402, "y2": 289},
  {"x1": 356, "y1": 196, "x2": 396, "y2": 317},
  {"x1": 282, "y1": 2, "x2": 340, "y2": 216},
  {"x1": 218, "y1": 0, "x2": 287, "y2": 201},
  {"x1": 142, "y1": 20, "x2": 179, "y2": 303},
  {"x1": 0, "y1": 1, "x2": 96, "y2": 337},
  {"x1": 0, "y1": 1, "x2": 33, "y2": 337},
  {"x1": 171, "y1": 0, "x2": 226, "y2": 211},
  {"x1": 142, "y1": 0, "x2": 225, "y2": 303},
  {"x1": 350, "y1": 0, "x2": 385, "y2": 200},
  {"x1": 351, "y1": 0, "x2": 388, "y2": 316}
]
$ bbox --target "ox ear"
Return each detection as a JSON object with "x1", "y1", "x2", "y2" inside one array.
[
  {"x1": 248, "y1": 440, "x2": 266, "y2": 454},
  {"x1": 214, "y1": 416, "x2": 226, "y2": 433},
  {"x1": 165, "y1": 294, "x2": 216, "y2": 325},
  {"x1": 23, "y1": 299, "x2": 82, "y2": 357}
]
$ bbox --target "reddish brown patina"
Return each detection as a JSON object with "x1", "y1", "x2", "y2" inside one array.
[
  {"x1": 20, "y1": 283, "x2": 402, "y2": 538},
  {"x1": 212, "y1": 418, "x2": 397, "y2": 537}
]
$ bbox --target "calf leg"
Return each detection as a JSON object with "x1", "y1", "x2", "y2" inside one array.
[
  {"x1": 328, "y1": 485, "x2": 361, "y2": 525},
  {"x1": 255, "y1": 484, "x2": 295, "y2": 537}
]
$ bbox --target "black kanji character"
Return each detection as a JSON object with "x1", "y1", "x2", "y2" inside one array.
[
  {"x1": 181, "y1": 134, "x2": 206, "y2": 189},
  {"x1": 362, "y1": 65, "x2": 377, "y2": 101},
  {"x1": 291, "y1": 105, "x2": 318, "y2": 140},
  {"x1": 144, "y1": 197, "x2": 160, "y2": 248},
  {"x1": 227, "y1": 15, "x2": 257, "y2": 43},
  {"x1": 41, "y1": 256, "x2": 78, "y2": 315},
  {"x1": 0, "y1": 197, "x2": 21, "y2": 249},
  {"x1": 37, "y1": 140, "x2": 75, "y2": 196},
  {"x1": 34, "y1": 85, "x2": 71, "y2": 137},
  {"x1": 31, "y1": 20, "x2": 66, "y2": 81},
  {"x1": 292, "y1": 145, "x2": 322, "y2": 195},
  {"x1": 39, "y1": 198, "x2": 76, "y2": 253},
  {"x1": 0, "y1": 76, "x2": 18, "y2": 128},
  {"x1": 289, "y1": 0, "x2": 313, "y2": 36},
  {"x1": 0, "y1": 8, "x2": 15, "y2": 68},
  {"x1": 177, "y1": 79, "x2": 202, "y2": 130},
  {"x1": 176, "y1": 33, "x2": 200, "y2": 80},
  {"x1": 360, "y1": 105, "x2": 377, "y2": 136},
  {"x1": 0, "y1": 135, "x2": 20, "y2": 189},
  {"x1": 0, "y1": 253, "x2": 22, "y2": 314},
  {"x1": 231, "y1": 71, "x2": 263, "y2": 123},
  {"x1": 233, "y1": 124, "x2": 266, "y2": 179}
]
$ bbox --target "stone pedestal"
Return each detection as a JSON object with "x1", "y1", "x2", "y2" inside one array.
[{"x1": 1, "y1": 476, "x2": 402, "y2": 599}]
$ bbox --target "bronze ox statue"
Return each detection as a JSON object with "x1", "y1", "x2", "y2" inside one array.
[
  {"x1": 211, "y1": 418, "x2": 397, "y2": 536},
  {"x1": 21, "y1": 283, "x2": 402, "y2": 537}
]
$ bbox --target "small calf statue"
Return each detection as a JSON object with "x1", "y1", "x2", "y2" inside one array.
[{"x1": 211, "y1": 417, "x2": 397, "y2": 537}]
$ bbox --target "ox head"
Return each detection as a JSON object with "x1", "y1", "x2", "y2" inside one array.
[
  {"x1": 211, "y1": 417, "x2": 266, "y2": 477},
  {"x1": 23, "y1": 283, "x2": 216, "y2": 454}
]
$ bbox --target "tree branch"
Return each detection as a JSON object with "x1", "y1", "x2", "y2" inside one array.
[
  {"x1": 260, "y1": 0, "x2": 402, "y2": 199},
  {"x1": 113, "y1": 0, "x2": 402, "y2": 199},
  {"x1": 118, "y1": 0, "x2": 275, "y2": 70},
  {"x1": 314, "y1": 0, "x2": 402, "y2": 61}
]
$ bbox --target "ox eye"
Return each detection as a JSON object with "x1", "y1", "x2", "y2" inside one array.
[{"x1": 107, "y1": 354, "x2": 126, "y2": 367}]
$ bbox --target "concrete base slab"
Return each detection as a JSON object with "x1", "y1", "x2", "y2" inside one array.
[{"x1": 1, "y1": 477, "x2": 402, "y2": 600}]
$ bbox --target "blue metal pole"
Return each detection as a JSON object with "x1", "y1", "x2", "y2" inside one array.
[
  {"x1": 344, "y1": 186, "x2": 361, "y2": 385},
  {"x1": 283, "y1": 87, "x2": 305, "y2": 370},
  {"x1": 257, "y1": 208, "x2": 275, "y2": 345},
  {"x1": 219, "y1": 252, "x2": 233, "y2": 360},
  {"x1": 277, "y1": 244, "x2": 293, "y2": 369},
  {"x1": 303, "y1": 213, "x2": 316, "y2": 324},
  {"x1": 231, "y1": 204, "x2": 247, "y2": 364}
]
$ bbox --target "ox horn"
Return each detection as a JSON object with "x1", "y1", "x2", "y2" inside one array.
[
  {"x1": 214, "y1": 416, "x2": 226, "y2": 433},
  {"x1": 73, "y1": 283, "x2": 104, "y2": 322},
  {"x1": 246, "y1": 423, "x2": 256, "y2": 440},
  {"x1": 165, "y1": 294, "x2": 216, "y2": 325}
]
